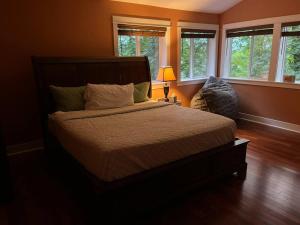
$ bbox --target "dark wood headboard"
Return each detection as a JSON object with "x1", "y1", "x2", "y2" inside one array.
[{"x1": 32, "y1": 56, "x2": 152, "y2": 121}]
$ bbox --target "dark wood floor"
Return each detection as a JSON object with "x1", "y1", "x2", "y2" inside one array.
[{"x1": 1, "y1": 121, "x2": 300, "y2": 225}]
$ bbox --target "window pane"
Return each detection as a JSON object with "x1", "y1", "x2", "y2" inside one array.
[
  {"x1": 229, "y1": 34, "x2": 272, "y2": 80},
  {"x1": 181, "y1": 38, "x2": 209, "y2": 80},
  {"x1": 181, "y1": 38, "x2": 190, "y2": 80},
  {"x1": 140, "y1": 36, "x2": 159, "y2": 80},
  {"x1": 251, "y1": 35, "x2": 272, "y2": 80},
  {"x1": 284, "y1": 24, "x2": 300, "y2": 32},
  {"x1": 118, "y1": 35, "x2": 136, "y2": 56},
  {"x1": 284, "y1": 36, "x2": 300, "y2": 82},
  {"x1": 230, "y1": 36, "x2": 250, "y2": 78},
  {"x1": 192, "y1": 38, "x2": 208, "y2": 78}
]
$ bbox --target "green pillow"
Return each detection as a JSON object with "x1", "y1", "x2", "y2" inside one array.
[
  {"x1": 134, "y1": 82, "x2": 150, "y2": 103},
  {"x1": 49, "y1": 85, "x2": 85, "y2": 112}
]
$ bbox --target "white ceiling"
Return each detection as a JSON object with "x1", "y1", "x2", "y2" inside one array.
[{"x1": 112, "y1": 0, "x2": 242, "y2": 13}]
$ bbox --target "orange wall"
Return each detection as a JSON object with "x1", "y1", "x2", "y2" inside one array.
[
  {"x1": 0, "y1": 0, "x2": 218, "y2": 145},
  {"x1": 3, "y1": 0, "x2": 300, "y2": 145},
  {"x1": 221, "y1": 0, "x2": 300, "y2": 23},
  {"x1": 220, "y1": 0, "x2": 300, "y2": 125}
]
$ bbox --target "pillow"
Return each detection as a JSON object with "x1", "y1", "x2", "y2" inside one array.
[
  {"x1": 134, "y1": 82, "x2": 150, "y2": 103},
  {"x1": 191, "y1": 77, "x2": 239, "y2": 120},
  {"x1": 49, "y1": 85, "x2": 85, "y2": 112},
  {"x1": 84, "y1": 83, "x2": 134, "y2": 110}
]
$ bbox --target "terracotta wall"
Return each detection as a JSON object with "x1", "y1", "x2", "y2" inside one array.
[
  {"x1": 3, "y1": 0, "x2": 300, "y2": 145},
  {"x1": 219, "y1": 0, "x2": 300, "y2": 125},
  {"x1": 0, "y1": 0, "x2": 218, "y2": 145}
]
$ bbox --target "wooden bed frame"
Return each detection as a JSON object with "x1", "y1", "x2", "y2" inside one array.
[{"x1": 32, "y1": 56, "x2": 249, "y2": 225}]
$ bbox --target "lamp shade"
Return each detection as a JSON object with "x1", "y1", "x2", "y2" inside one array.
[{"x1": 156, "y1": 66, "x2": 176, "y2": 82}]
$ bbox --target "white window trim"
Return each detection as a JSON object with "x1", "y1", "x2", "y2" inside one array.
[
  {"x1": 224, "y1": 78, "x2": 300, "y2": 90},
  {"x1": 177, "y1": 78, "x2": 207, "y2": 86},
  {"x1": 177, "y1": 21, "x2": 219, "y2": 86},
  {"x1": 220, "y1": 13, "x2": 300, "y2": 89},
  {"x1": 112, "y1": 16, "x2": 171, "y2": 88},
  {"x1": 151, "y1": 80, "x2": 164, "y2": 89}
]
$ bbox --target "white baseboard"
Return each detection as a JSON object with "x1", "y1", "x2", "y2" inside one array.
[
  {"x1": 6, "y1": 139, "x2": 44, "y2": 156},
  {"x1": 239, "y1": 112, "x2": 300, "y2": 134}
]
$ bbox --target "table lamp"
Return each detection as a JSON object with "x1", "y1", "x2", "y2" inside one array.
[{"x1": 156, "y1": 66, "x2": 176, "y2": 102}]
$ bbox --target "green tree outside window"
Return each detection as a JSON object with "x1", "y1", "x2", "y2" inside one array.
[
  {"x1": 283, "y1": 25, "x2": 300, "y2": 82},
  {"x1": 230, "y1": 35, "x2": 272, "y2": 80},
  {"x1": 180, "y1": 38, "x2": 209, "y2": 80},
  {"x1": 118, "y1": 35, "x2": 159, "y2": 80}
]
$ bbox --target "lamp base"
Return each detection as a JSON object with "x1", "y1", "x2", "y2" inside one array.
[{"x1": 163, "y1": 84, "x2": 169, "y2": 102}]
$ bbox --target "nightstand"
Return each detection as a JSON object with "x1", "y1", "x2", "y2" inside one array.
[
  {"x1": 172, "y1": 101, "x2": 182, "y2": 106},
  {"x1": 0, "y1": 127, "x2": 12, "y2": 203},
  {"x1": 157, "y1": 98, "x2": 182, "y2": 106}
]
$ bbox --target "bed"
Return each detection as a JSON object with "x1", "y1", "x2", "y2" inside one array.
[{"x1": 32, "y1": 56, "x2": 248, "y2": 224}]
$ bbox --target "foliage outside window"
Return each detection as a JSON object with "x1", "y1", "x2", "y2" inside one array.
[
  {"x1": 118, "y1": 35, "x2": 159, "y2": 80},
  {"x1": 181, "y1": 38, "x2": 208, "y2": 80},
  {"x1": 281, "y1": 23, "x2": 300, "y2": 82},
  {"x1": 226, "y1": 25, "x2": 273, "y2": 80},
  {"x1": 140, "y1": 36, "x2": 159, "y2": 81},
  {"x1": 180, "y1": 29, "x2": 215, "y2": 81},
  {"x1": 117, "y1": 24, "x2": 166, "y2": 81},
  {"x1": 229, "y1": 35, "x2": 273, "y2": 80},
  {"x1": 118, "y1": 35, "x2": 136, "y2": 56}
]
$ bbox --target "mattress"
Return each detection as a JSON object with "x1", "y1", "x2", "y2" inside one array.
[{"x1": 49, "y1": 101, "x2": 236, "y2": 182}]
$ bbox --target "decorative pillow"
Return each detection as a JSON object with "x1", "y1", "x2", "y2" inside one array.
[
  {"x1": 84, "y1": 83, "x2": 134, "y2": 110},
  {"x1": 191, "y1": 77, "x2": 239, "y2": 120},
  {"x1": 134, "y1": 82, "x2": 150, "y2": 103},
  {"x1": 49, "y1": 85, "x2": 85, "y2": 112}
]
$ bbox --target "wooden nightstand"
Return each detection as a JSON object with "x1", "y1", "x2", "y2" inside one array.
[
  {"x1": 157, "y1": 98, "x2": 182, "y2": 106},
  {"x1": 0, "y1": 127, "x2": 12, "y2": 203},
  {"x1": 173, "y1": 101, "x2": 182, "y2": 106}
]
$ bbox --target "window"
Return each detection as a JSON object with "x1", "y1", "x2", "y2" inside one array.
[
  {"x1": 179, "y1": 26, "x2": 218, "y2": 83},
  {"x1": 140, "y1": 36, "x2": 160, "y2": 81},
  {"x1": 113, "y1": 17, "x2": 170, "y2": 82},
  {"x1": 118, "y1": 33, "x2": 160, "y2": 80},
  {"x1": 278, "y1": 22, "x2": 300, "y2": 83},
  {"x1": 118, "y1": 35, "x2": 136, "y2": 56},
  {"x1": 221, "y1": 15, "x2": 300, "y2": 88},
  {"x1": 225, "y1": 25, "x2": 274, "y2": 80}
]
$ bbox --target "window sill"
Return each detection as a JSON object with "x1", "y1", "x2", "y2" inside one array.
[
  {"x1": 224, "y1": 78, "x2": 300, "y2": 90},
  {"x1": 152, "y1": 81, "x2": 164, "y2": 89},
  {"x1": 177, "y1": 78, "x2": 207, "y2": 86}
]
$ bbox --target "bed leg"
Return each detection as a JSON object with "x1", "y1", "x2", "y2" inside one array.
[{"x1": 237, "y1": 163, "x2": 247, "y2": 180}]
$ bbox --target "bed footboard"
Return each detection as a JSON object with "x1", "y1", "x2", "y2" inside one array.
[{"x1": 45, "y1": 134, "x2": 249, "y2": 225}]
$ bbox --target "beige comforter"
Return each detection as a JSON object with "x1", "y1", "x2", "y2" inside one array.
[{"x1": 49, "y1": 102, "x2": 236, "y2": 182}]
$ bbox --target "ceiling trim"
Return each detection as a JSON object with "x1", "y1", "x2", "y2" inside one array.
[{"x1": 111, "y1": 0, "x2": 243, "y2": 14}]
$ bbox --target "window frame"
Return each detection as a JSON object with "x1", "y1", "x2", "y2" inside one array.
[
  {"x1": 118, "y1": 35, "x2": 160, "y2": 80},
  {"x1": 276, "y1": 26, "x2": 300, "y2": 83},
  {"x1": 177, "y1": 22, "x2": 219, "y2": 86},
  {"x1": 227, "y1": 34, "x2": 273, "y2": 80},
  {"x1": 220, "y1": 14, "x2": 300, "y2": 89},
  {"x1": 113, "y1": 16, "x2": 171, "y2": 89}
]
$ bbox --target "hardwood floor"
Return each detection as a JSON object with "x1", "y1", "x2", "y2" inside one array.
[{"x1": 1, "y1": 121, "x2": 300, "y2": 225}]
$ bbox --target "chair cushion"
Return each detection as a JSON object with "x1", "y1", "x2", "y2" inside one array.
[{"x1": 191, "y1": 77, "x2": 239, "y2": 120}]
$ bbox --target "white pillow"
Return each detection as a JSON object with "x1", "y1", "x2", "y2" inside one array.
[{"x1": 84, "y1": 83, "x2": 134, "y2": 110}]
